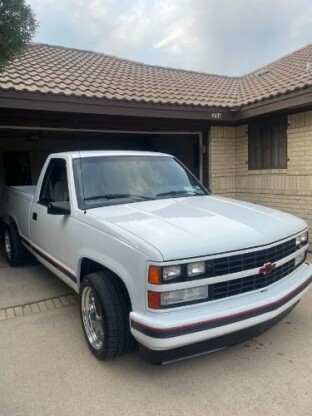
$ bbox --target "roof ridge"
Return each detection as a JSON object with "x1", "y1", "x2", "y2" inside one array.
[
  {"x1": 242, "y1": 42, "x2": 312, "y2": 77},
  {"x1": 32, "y1": 41, "x2": 312, "y2": 80},
  {"x1": 31, "y1": 42, "x2": 239, "y2": 79}
]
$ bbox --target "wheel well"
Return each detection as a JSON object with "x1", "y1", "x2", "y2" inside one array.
[
  {"x1": 7, "y1": 217, "x2": 18, "y2": 230},
  {"x1": 2, "y1": 217, "x2": 17, "y2": 236},
  {"x1": 79, "y1": 258, "x2": 132, "y2": 311}
]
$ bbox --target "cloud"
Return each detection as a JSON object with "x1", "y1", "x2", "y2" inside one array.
[{"x1": 27, "y1": 0, "x2": 312, "y2": 75}]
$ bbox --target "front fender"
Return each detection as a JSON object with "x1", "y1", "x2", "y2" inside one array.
[{"x1": 75, "y1": 245, "x2": 149, "y2": 314}]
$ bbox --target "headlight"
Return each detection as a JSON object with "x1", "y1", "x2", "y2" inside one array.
[
  {"x1": 301, "y1": 231, "x2": 308, "y2": 244},
  {"x1": 160, "y1": 286, "x2": 208, "y2": 306},
  {"x1": 163, "y1": 265, "x2": 181, "y2": 281},
  {"x1": 149, "y1": 261, "x2": 208, "y2": 285},
  {"x1": 147, "y1": 286, "x2": 209, "y2": 309},
  {"x1": 295, "y1": 251, "x2": 306, "y2": 266},
  {"x1": 187, "y1": 261, "x2": 206, "y2": 277},
  {"x1": 296, "y1": 231, "x2": 308, "y2": 248}
]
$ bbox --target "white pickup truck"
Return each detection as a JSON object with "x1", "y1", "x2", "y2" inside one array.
[{"x1": 2, "y1": 151, "x2": 312, "y2": 363}]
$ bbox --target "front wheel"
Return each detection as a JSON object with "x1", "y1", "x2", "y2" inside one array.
[{"x1": 80, "y1": 271, "x2": 135, "y2": 360}]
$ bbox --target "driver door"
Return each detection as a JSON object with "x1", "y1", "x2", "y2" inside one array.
[{"x1": 30, "y1": 158, "x2": 76, "y2": 285}]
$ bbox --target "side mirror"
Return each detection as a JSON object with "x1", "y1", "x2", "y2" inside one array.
[{"x1": 47, "y1": 201, "x2": 71, "y2": 216}]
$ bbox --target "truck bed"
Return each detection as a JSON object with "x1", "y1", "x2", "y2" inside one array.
[
  {"x1": 2, "y1": 185, "x2": 36, "y2": 241},
  {"x1": 9, "y1": 185, "x2": 36, "y2": 198}
]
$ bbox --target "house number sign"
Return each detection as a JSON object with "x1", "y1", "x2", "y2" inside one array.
[{"x1": 211, "y1": 113, "x2": 222, "y2": 119}]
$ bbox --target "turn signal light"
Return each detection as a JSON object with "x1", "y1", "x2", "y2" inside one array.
[
  {"x1": 148, "y1": 266, "x2": 161, "y2": 284},
  {"x1": 148, "y1": 291, "x2": 161, "y2": 309}
]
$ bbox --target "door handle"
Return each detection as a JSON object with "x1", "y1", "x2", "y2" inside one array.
[{"x1": 32, "y1": 212, "x2": 37, "y2": 221}]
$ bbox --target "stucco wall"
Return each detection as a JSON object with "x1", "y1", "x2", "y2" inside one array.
[{"x1": 210, "y1": 110, "x2": 312, "y2": 242}]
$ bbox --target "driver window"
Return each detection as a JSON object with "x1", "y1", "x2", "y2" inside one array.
[{"x1": 39, "y1": 159, "x2": 69, "y2": 204}]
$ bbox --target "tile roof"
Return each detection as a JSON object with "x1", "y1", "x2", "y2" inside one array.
[
  {"x1": 239, "y1": 44, "x2": 312, "y2": 106},
  {"x1": 0, "y1": 43, "x2": 311, "y2": 110}
]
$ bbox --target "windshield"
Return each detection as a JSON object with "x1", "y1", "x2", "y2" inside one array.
[{"x1": 73, "y1": 155, "x2": 208, "y2": 209}]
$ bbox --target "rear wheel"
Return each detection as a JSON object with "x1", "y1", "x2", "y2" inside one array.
[
  {"x1": 4, "y1": 224, "x2": 28, "y2": 266},
  {"x1": 80, "y1": 271, "x2": 135, "y2": 360}
]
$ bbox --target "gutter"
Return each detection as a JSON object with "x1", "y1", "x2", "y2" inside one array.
[{"x1": 0, "y1": 87, "x2": 311, "y2": 124}]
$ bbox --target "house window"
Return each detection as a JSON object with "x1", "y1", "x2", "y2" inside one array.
[{"x1": 248, "y1": 116, "x2": 287, "y2": 169}]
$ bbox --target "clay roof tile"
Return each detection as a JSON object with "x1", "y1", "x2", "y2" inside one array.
[{"x1": 0, "y1": 43, "x2": 311, "y2": 109}]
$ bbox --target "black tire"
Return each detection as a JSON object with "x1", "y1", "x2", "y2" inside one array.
[
  {"x1": 80, "y1": 271, "x2": 136, "y2": 360},
  {"x1": 4, "y1": 223, "x2": 28, "y2": 266}
]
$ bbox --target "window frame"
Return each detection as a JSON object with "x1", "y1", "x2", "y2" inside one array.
[
  {"x1": 248, "y1": 115, "x2": 287, "y2": 170},
  {"x1": 38, "y1": 158, "x2": 68, "y2": 206}
]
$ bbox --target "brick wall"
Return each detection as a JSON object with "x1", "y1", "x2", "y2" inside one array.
[
  {"x1": 210, "y1": 110, "x2": 312, "y2": 243},
  {"x1": 209, "y1": 126, "x2": 236, "y2": 198}
]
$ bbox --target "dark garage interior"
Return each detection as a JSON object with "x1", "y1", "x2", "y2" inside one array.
[{"x1": 0, "y1": 128, "x2": 202, "y2": 191}]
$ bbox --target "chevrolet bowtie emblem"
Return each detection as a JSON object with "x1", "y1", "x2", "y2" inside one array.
[{"x1": 259, "y1": 262, "x2": 276, "y2": 275}]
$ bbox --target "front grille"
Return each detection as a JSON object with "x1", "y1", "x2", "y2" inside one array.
[
  {"x1": 159, "y1": 237, "x2": 302, "y2": 305},
  {"x1": 205, "y1": 238, "x2": 296, "y2": 278},
  {"x1": 209, "y1": 259, "x2": 296, "y2": 301}
]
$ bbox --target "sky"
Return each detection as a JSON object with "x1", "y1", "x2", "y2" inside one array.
[{"x1": 27, "y1": 0, "x2": 312, "y2": 76}]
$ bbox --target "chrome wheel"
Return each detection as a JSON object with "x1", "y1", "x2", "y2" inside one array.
[
  {"x1": 81, "y1": 286, "x2": 104, "y2": 350},
  {"x1": 4, "y1": 230, "x2": 12, "y2": 261}
]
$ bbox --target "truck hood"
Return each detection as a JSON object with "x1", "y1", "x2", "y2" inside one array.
[{"x1": 90, "y1": 195, "x2": 306, "y2": 261}]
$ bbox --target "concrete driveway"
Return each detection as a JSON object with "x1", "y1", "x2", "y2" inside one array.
[
  {"x1": 0, "y1": 249, "x2": 72, "y2": 309},
  {"x1": 0, "y1": 256, "x2": 311, "y2": 416}
]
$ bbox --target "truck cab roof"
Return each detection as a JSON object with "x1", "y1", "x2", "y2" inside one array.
[{"x1": 49, "y1": 150, "x2": 172, "y2": 159}]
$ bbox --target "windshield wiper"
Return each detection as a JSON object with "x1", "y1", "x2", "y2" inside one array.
[
  {"x1": 156, "y1": 190, "x2": 204, "y2": 197},
  {"x1": 84, "y1": 193, "x2": 155, "y2": 201}
]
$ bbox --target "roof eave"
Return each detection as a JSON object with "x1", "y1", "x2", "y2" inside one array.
[
  {"x1": 0, "y1": 89, "x2": 236, "y2": 122},
  {"x1": 0, "y1": 87, "x2": 311, "y2": 124},
  {"x1": 235, "y1": 87, "x2": 312, "y2": 121}
]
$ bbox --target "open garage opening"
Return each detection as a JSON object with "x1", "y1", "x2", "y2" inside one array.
[{"x1": 0, "y1": 129, "x2": 202, "y2": 191}]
